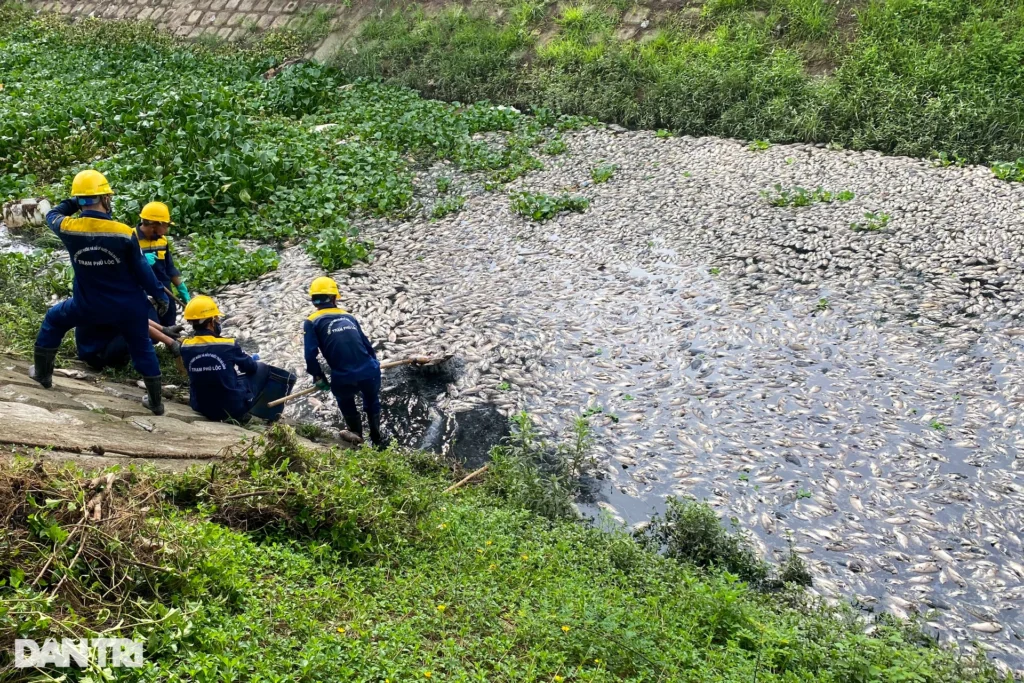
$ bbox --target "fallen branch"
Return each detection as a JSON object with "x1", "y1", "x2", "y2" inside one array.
[{"x1": 443, "y1": 464, "x2": 489, "y2": 494}]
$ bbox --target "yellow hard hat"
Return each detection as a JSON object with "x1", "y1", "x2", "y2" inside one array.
[
  {"x1": 70, "y1": 169, "x2": 113, "y2": 197},
  {"x1": 309, "y1": 276, "x2": 339, "y2": 298},
  {"x1": 183, "y1": 295, "x2": 222, "y2": 321},
  {"x1": 139, "y1": 201, "x2": 174, "y2": 224}
]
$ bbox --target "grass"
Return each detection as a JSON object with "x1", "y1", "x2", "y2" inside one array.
[
  {"x1": 337, "y1": 0, "x2": 1024, "y2": 165},
  {"x1": 1, "y1": 424, "x2": 1003, "y2": 682}
]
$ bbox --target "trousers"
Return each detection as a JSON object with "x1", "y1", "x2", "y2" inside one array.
[
  {"x1": 38, "y1": 299, "x2": 159, "y2": 377},
  {"x1": 245, "y1": 362, "x2": 297, "y2": 422},
  {"x1": 330, "y1": 373, "x2": 382, "y2": 417}
]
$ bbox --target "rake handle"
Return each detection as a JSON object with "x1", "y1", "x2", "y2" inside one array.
[{"x1": 265, "y1": 356, "x2": 435, "y2": 408}]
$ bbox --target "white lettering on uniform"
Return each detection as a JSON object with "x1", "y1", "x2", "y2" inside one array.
[
  {"x1": 72, "y1": 246, "x2": 121, "y2": 266},
  {"x1": 326, "y1": 319, "x2": 357, "y2": 335},
  {"x1": 188, "y1": 353, "x2": 227, "y2": 373}
]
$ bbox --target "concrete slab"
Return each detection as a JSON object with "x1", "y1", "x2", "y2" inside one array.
[
  {"x1": 0, "y1": 383, "x2": 84, "y2": 411},
  {"x1": 0, "y1": 401, "x2": 260, "y2": 458},
  {"x1": 0, "y1": 367, "x2": 107, "y2": 394}
]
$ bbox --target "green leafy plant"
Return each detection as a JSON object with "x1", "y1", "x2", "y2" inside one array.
[
  {"x1": 655, "y1": 129, "x2": 672, "y2": 139},
  {"x1": 510, "y1": 191, "x2": 589, "y2": 221},
  {"x1": 182, "y1": 235, "x2": 279, "y2": 290},
  {"x1": 763, "y1": 185, "x2": 855, "y2": 207},
  {"x1": 430, "y1": 194, "x2": 466, "y2": 219},
  {"x1": 749, "y1": 139, "x2": 771, "y2": 151},
  {"x1": 590, "y1": 163, "x2": 616, "y2": 183},
  {"x1": 851, "y1": 211, "x2": 891, "y2": 231},
  {"x1": 435, "y1": 176, "x2": 453, "y2": 194},
  {"x1": 304, "y1": 225, "x2": 372, "y2": 271},
  {"x1": 816, "y1": 298, "x2": 830, "y2": 311},
  {"x1": 541, "y1": 137, "x2": 568, "y2": 155},
  {"x1": 991, "y1": 158, "x2": 1024, "y2": 181}
]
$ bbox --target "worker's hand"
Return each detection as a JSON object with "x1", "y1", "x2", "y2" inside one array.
[
  {"x1": 154, "y1": 295, "x2": 170, "y2": 318},
  {"x1": 161, "y1": 324, "x2": 183, "y2": 339},
  {"x1": 175, "y1": 282, "x2": 191, "y2": 303},
  {"x1": 251, "y1": 353, "x2": 260, "y2": 361},
  {"x1": 169, "y1": 340, "x2": 182, "y2": 357},
  {"x1": 144, "y1": 252, "x2": 157, "y2": 266},
  {"x1": 315, "y1": 378, "x2": 330, "y2": 392}
]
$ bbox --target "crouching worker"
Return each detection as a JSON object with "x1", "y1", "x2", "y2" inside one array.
[
  {"x1": 304, "y1": 277, "x2": 390, "y2": 448},
  {"x1": 180, "y1": 295, "x2": 296, "y2": 423},
  {"x1": 76, "y1": 320, "x2": 182, "y2": 372}
]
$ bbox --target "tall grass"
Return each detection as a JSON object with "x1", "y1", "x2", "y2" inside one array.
[{"x1": 338, "y1": 0, "x2": 1024, "y2": 163}]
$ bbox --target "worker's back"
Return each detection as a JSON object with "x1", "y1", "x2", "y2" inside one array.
[
  {"x1": 180, "y1": 334, "x2": 255, "y2": 421},
  {"x1": 47, "y1": 207, "x2": 154, "y2": 319},
  {"x1": 304, "y1": 308, "x2": 379, "y2": 384}
]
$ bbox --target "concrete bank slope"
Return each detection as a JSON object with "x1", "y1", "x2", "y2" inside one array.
[{"x1": 0, "y1": 355, "x2": 320, "y2": 471}]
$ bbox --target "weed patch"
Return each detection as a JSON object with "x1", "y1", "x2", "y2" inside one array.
[
  {"x1": 762, "y1": 184, "x2": 854, "y2": 206},
  {"x1": 510, "y1": 191, "x2": 590, "y2": 221},
  {"x1": 304, "y1": 224, "x2": 372, "y2": 271},
  {"x1": 590, "y1": 163, "x2": 616, "y2": 183}
]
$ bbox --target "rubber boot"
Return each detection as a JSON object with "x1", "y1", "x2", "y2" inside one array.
[
  {"x1": 142, "y1": 375, "x2": 165, "y2": 416},
  {"x1": 341, "y1": 411, "x2": 363, "y2": 438},
  {"x1": 367, "y1": 412, "x2": 392, "y2": 450},
  {"x1": 29, "y1": 346, "x2": 59, "y2": 389}
]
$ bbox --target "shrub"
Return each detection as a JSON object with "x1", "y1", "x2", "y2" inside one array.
[
  {"x1": 510, "y1": 190, "x2": 590, "y2": 220},
  {"x1": 304, "y1": 225, "x2": 372, "y2": 271},
  {"x1": 181, "y1": 234, "x2": 279, "y2": 291}
]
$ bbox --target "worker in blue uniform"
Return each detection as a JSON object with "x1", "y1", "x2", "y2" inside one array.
[
  {"x1": 136, "y1": 201, "x2": 190, "y2": 326},
  {"x1": 303, "y1": 276, "x2": 390, "y2": 448},
  {"x1": 30, "y1": 170, "x2": 170, "y2": 415},
  {"x1": 179, "y1": 295, "x2": 296, "y2": 423}
]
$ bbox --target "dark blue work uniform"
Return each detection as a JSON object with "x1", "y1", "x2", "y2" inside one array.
[
  {"x1": 136, "y1": 229, "x2": 180, "y2": 326},
  {"x1": 37, "y1": 200, "x2": 167, "y2": 378},
  {"x1": 303, "y1": 307, "x2": 381, "y2": 417},
  {"x1": 181, "y1": 334, "x2": 295, "y2": 422},
  {"x1": 75, "y1": 324, "x2": 130, "y2": 371}
]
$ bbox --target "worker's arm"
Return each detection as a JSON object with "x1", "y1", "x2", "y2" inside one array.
[
  {"x1": 166, "y1": 247, "x2": 191, "y2": 302},
  {"x1": 233, "y1": 343, "x2": 259, "y2": 376},
  {"x1": 127, "y1": 234, "x2": 170, "y2": 305},
  {"x1": 303, "y1": 320, "x2": 324, "y2": 379},
  {"x1": 148, "y1": 324, "x2": 176, "y2": 347},
  {"x1": 45, "y1": 198, "x2": 78, "y2": 234}
]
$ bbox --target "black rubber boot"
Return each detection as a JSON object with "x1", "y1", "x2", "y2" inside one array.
[
  {"x1": 367, "y1": 412, "x2": 392, "y2": 450},
  {"x1": 142, "y1": 375, "x2": 165, "y2": 416},
  {"x1": 29, "y1": 346, "x2": 59, "y2": 389},
  {"x1": 341, "y1": 411, "x2": 363, "y2": 438}
]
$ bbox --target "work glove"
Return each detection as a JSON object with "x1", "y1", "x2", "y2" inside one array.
[
  {"x1": 169, "y1": 340, "x2": 182, "y2": 358},
  {"x1": 251, "y1": 353, "x2": 260, "y2": 361},
  {"x1": 314, "y1": 378, "x2": 330, "y2": 392},
  {"x1": 175, "y1": 282, "x2": 191, "y2": 303},
  {"x1": 144, "y1": 252, "x2": 157, "y2": 266},
  {"x1": 154, "y1": 295, "x2": 170, "y2": 318},
  {"x1": 161, "y1": 324, "x2": 184, "y2": 339}
]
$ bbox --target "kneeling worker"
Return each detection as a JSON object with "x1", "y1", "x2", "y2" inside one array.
[
  {"x1": 76, "y1": 320, "x2": 182, "y2": 372},
  {"x1": 179, "y1": 295, "x2": 296, "y2": 423},
  {"x1": 303, "y1": 276, "x2": 389, "y2": 448}
]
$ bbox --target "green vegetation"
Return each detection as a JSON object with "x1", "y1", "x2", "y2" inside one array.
[
  {"x1": 181, "y1": 234, "x2": 280, "y2": 291},
  {"x1": 0, "y1": 251, "x2": 73, "y2": 358},
  {"x1": 851, "y1": 210, "x2": 891, "y2": 232},
  {"x1": 991, "y1": 158, "x2": 1024, "y2": 181},
  {"x1": 430, "y1": 194, "x2": 467, "y2": 219},
  {"x1": 749, "y1": 139, "x2": 772, "y2": 151},
  {"x1": 435, "y1": 175, "x2": 453, "y2": 194},
  {"x1": 590, "y1": 163, "x2": 616, "y2": 183},
  {"x1": 2, "y1": 423, "x2": 1000, "y2": 682},
  {"x1": 304, "y1": 224, "x2": 373, "y2": 271},
  {"x1": 511, "y1": 191, "x2": 590, "y2": 221},
  {"x1": 340, "y1": 0, "x2": 1024, "y2": 165},
  {"x1": 763, "y1": 184, "x2": 855, "y2": 207}
]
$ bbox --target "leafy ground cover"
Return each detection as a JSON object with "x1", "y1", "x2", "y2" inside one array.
[
  {"x1": 1, "y1": 422, "x2": 1003, "y2": 682},
  {"x1": 339, "y1": 0, "x2": 1024, "y2": 165}
]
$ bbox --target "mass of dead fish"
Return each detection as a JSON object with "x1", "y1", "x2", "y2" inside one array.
[{"x1": 212, "y1": 130, "x2": 1024, "y2": 675}]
